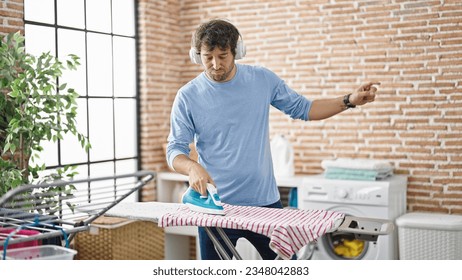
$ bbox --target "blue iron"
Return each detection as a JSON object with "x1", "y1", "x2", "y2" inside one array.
[{"x1": 181, "y1": 184, "x2": 225, "y2": 215}]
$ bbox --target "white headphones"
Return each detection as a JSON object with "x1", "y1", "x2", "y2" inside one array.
[{"x1": 189, "y1": 36, "x2": 246, "y2": 64}]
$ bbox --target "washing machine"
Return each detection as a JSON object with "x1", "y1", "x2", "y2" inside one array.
[{"x1": 298, "y1": 174, "x2": 407, "y2": 260}]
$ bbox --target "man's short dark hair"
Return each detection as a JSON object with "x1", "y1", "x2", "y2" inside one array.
[{"x1": 193, "y1": 19, "x2": 240, "y2": 57}]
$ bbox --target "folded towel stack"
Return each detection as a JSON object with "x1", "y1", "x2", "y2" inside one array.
[{"x1": 321, "y1": 158, "x2": 393, "y2": 181}]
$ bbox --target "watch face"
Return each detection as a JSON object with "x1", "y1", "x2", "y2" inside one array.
[
  {"x1": 343, "y1": 95, "x2": 350, "y2": 107},
  {"x1": 343, "y1": 94, "x2": 355, "y2": 108}
]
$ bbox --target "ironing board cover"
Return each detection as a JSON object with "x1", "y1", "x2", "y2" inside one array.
[{"x1": 159, "y1": 203, "x2": 345, "y2": 260}]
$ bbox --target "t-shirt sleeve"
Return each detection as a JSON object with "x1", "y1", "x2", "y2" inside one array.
[
  {"x1": 268, "y1": 71, "x2": 312, "y2": 121},
  {"x1": 166, "y1": 91, "x2": 195, "y2": 169}
]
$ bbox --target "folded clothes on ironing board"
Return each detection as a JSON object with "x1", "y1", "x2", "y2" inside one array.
[{"x1": 159, "y1": 203, "x2": 344, "y2": 260}]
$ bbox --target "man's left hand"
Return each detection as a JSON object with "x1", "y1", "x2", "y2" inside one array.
[{"x1": 350, "y1": 82, "x2": 380, "y2": 106}]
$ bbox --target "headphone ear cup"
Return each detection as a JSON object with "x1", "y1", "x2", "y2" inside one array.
[
  {"x1": 235, "y1": 40, "x2": 246, "y2": 60},
  {"x1": 189, "y1": 48, "x2": 201, "y2": 64}
]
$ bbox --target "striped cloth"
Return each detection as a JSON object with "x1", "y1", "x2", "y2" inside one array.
[{"x1": 158, "y1": 203, "x2": 345, "y2": 260}]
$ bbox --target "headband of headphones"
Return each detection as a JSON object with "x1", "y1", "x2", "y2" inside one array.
[{"x1": 189, "y1": 20, "x2": 246, "y2": 64}]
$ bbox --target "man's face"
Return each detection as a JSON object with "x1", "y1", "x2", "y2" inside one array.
[{"x1": 200, "y1": 45, "x2": 236, "y2": 82}]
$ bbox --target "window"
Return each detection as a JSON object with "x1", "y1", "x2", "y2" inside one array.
[{"x1": 24, "y1": 0, "x2": 139, "y2": 201}]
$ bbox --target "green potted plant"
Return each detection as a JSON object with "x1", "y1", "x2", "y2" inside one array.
[{"x1": 0, "y1": 31, "x2": 91, "y2": 197}]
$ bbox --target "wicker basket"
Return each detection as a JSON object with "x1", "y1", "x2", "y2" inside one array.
[{"x1": 74, "y1": 216, "x2": 164, "y2": 260}]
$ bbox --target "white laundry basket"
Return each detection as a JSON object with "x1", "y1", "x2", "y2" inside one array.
[
  {"x1": 1, "y1": 245, "x2": 77, "y2": 260},
  {"x1": 396, "y1": 212, "x2": 462, "y2": 260}
]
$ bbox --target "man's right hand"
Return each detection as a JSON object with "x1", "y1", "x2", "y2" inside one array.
[
  {"x1": 187, "y1": 161, "x2": 215, "y2": 196},
  {"x1": 172, "y1": 154, "x2": 214, "y2": 196}
]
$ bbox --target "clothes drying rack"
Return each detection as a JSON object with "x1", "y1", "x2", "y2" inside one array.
[{"x1": 0, "y1": 170, "x2": 156, "y2": 254}]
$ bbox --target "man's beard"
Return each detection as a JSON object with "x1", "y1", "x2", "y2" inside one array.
[{"x1": 207, "y1": 64, "x2": 235, "y2": 82}]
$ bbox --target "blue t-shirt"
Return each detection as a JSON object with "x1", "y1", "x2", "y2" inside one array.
[{"x1": 167, "y1": 64, "x2": 312, "y2": 206}]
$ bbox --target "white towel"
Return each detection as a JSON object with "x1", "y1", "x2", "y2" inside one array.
[{"x1": 322, "y1": 158, "x2": 393, "y2": 172}]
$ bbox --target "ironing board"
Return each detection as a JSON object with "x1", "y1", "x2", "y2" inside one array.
[{"x1": 106, "y1": 202, "x2": 394, "y2": 260}]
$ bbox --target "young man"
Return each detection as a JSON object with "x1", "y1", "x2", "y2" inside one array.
[{"x1": 166, "y1": 19, "x2": 379, "y2": 260}]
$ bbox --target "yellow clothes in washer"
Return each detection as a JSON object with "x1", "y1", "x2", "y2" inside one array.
[{"x1": 334, "y1": 240, "x2": 364, "y2": 258}]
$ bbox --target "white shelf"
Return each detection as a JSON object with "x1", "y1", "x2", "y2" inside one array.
[
  {"x1": 158, "y1": 172, "x2": 188, "y2": 181},
  {"x1": 164, "y1": 226, "x2": 198, "y2": 236},
  {"x1": 275, "y1": 175, "x2": 304, "y2": 187}
]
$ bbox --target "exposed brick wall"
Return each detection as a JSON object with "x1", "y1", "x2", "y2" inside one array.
[
  {"x1": 137, "y1": 0, "x2": 183, "y2": 200},
  {"x1": 0, "y1": 0, "x2": 23, "y2": 36},
  {"x1": 5, "y1": 1, "x2": 459, "y2": 213},
  {"x1": 139, "y1": 0, "x2": 462, "y2": 214}
]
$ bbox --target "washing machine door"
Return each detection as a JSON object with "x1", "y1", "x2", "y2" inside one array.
[
  {"x1": 320, "y1": 216, "x2": 369, "y2": 260},
  {"x1": 312, "y1": 205, "x2": 378, "y2": 260}
]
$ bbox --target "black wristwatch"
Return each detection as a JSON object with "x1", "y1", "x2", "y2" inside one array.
[{"x1": 343, "y1": 93, "x2": 356, "y2": 109}]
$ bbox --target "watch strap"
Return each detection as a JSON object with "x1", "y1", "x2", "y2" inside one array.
[{"x1": 343, "y1": 93, "x2": 356, "y2": 108}]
